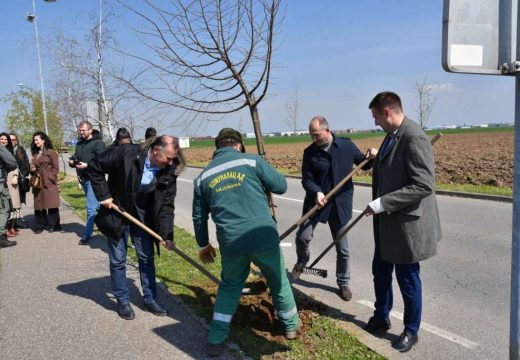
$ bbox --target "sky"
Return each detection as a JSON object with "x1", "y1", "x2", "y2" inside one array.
[{"x1": 0, "y1": 0, "x2": 515, "y2": 139}]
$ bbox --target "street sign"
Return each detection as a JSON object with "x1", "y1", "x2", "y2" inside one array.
[{"x1": 442, "y1": 0, "x2": 517, "y2": 75}]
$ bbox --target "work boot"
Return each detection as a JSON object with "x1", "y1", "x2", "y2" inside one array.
[
  {"x1": 0, "y1": 233, "x2": 17, "y2": 248},
  {"x1": 206, "y1": 342, "x2": 227, "y2": 357},
  {"x1": 284, "y1": 321, "x2": 302, "y2": 340},
  {"x1": 291, "y1": 264, "x2": 303, "y2": 280}
]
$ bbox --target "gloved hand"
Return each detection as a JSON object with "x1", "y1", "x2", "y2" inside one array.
[{"x1": 199, "y1": 244, "x2": 217, "y2": 264}]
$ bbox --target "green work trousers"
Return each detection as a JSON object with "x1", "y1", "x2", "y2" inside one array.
[
  {"x1": 0, "y1": 184, "x2": 9, "y2": 236},
  {"x1": 208, "y1": 245, "x2": 299, "y2": 345}
]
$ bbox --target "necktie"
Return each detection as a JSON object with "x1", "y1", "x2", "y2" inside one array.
[{"x1": 380, "y1": 135, "x2": 395, "y2": 158}]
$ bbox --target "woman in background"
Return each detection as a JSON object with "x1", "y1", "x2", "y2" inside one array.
[
  {"x1": 0, "y1": 133, "x2": 19, "y2": 237},
  {"x1": 10, "y1": 133, "x2": 30, "y2": 230},
  {"x1": 30, "y1": 132, "x2": 60, "y2": 234}
]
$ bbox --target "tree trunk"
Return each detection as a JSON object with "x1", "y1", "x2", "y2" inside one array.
[{"x1": 249, "y1": 102, "x2": 276, "y2": 219}]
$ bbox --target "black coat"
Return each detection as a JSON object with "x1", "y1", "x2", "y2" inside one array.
[
  {"x1": 73, "y1": 135, "x2": 106, "y2": 180},
  {"x1": 302, "y1": 134, "x2": 369, "y2": 225},
  {"x1": 88, "y1": 144, "x2": 178, "y2": 242}
]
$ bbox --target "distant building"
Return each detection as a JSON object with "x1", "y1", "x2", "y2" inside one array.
[{"x1": 178, "y1": 137, "x2": 190, "y2": 148}]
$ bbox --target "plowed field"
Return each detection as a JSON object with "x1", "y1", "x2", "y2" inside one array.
[{"x1": 184, "y1": 132, "x2": 514, "y2": 188}]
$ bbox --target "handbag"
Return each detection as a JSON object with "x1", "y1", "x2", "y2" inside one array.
[
  {"x1": 19, "y1": 176, "x2": 30, "y2": 193},
  {"x1": 29, "y1": 174, "x2": 41, "y2": 189}
]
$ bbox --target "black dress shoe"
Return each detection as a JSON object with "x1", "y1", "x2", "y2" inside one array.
[
  {"x1": 34, "y1": 229, "x2": 43, "y2": 234},
  {"x1": 339, "y1": 285, "x2": 352, "y2": 301},
  {"x1": 144, "y1": 301, "x2": 168, "y2": 316},
  {"x1": 392, "y1": 331, "x2": 418, "y2": 352},
  {"x1": 117, "y1": 302, "x2": 135, "y2": 320},
  {"x1": 363, "y1": 316, "x2": 391, "y2": 334},
  {"x1": 0, "y1": 237, "x2": 17, "y2": 248},
  {"x1": 47, "y1": 225, "x2": 62, "y2": 233}
]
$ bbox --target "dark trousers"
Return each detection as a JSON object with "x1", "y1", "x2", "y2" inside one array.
[
  {"x1": 34, "y1": 208, "x2": 60, "y2": 230},
  {"x1": 372, "y1": 226, "x2": 422, "y2": 335},
  {"x1": 295, "y1": 206, "x2": 350, "y2": 287}
]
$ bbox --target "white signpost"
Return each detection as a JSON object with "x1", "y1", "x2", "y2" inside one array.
[
  {"x1": 443, "y1": 0, "x2": 516, "y2": 75},
  {"x1": 443, "y1": 1, "x2": 519, "y2": 358}
]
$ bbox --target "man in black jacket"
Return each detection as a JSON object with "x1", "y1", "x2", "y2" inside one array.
[
  {"x1": 292, "y1": 116, "x2": 375, "y2": 301},
  {"x1": 69, "y1": 121, "x2": 105, "y2": 245},
  {"x1": 88, "y1": 135, "x2": 183, "y2": 320}
]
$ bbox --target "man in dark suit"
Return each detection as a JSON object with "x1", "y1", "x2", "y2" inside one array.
[
  {"x1": 364, "y1": 92, "x2": 442, "y2": 352},
  {"x1": 291, "y1": 116, "x2": 375, "y2": 301}
]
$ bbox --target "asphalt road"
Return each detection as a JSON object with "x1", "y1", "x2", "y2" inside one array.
[{"x1": 176, "y1": 167, "x2": 513, "y2": 360}]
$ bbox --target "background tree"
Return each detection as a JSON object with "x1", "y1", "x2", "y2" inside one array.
[
  {"x1": 118, "y1": 0, "x2": 281, "y2": 153},
  {"x1": 48, "y1": 3, "x2": 139, "y2": 141},
  {"x1": 118, "y1": 0, "x2": 282, "y2": 215},
  {"x1": 284, "y1": 86, "x2": 299, "y2": 136},
  {"x1": 3, "y1": 86, "x2": 63, "y2": 149},
  {"x1": 414, "y1": 76, "x2": 436, "y2": 128}
]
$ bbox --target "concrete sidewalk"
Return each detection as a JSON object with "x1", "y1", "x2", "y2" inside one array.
[{"x1": 0, "y1": 196, "x2": 236, "y2": 359}]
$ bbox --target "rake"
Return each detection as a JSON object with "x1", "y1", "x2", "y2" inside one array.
[{"x1": 301, "y1": 209, "x2": 368, "y2": 278}]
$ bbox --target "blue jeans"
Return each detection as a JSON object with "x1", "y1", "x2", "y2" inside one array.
[
  {"x1": 82, "y1": 180, "x2": 99, "y2": 239},
  {"x1": 107, "y1": 223, "x2": 157, "y2": 304}
]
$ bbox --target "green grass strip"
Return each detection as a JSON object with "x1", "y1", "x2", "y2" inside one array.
[{"x1": 60, "y1": 179, "x2": 385, "y2": 359}]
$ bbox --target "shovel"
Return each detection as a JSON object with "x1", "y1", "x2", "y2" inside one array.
[{"x1": 111, "y1": 203, "x2": 220, "y2": 285}]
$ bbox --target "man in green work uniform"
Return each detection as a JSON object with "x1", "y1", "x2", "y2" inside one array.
[{"x1": 193, "y1": 128, "x2": 300, "y2": 357}]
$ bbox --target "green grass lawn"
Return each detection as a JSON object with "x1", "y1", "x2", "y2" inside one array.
[{"x1": 60, "y1": 179, "x2": 385, "y2": 360}]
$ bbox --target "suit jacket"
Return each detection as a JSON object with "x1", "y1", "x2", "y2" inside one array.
[
  {"x1": 302, "y1": 134, "x2": 369, "y2": 225},
  {"x1": 372, "y1": 117, "x2": 441, "y2": 264}
]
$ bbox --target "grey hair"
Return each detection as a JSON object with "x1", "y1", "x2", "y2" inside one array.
[{"x1": 311, "y1": 116, "x2": 329, "y2": 130}]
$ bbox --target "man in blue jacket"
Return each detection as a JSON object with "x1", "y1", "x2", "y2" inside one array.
[
  {"x1": 193, "y1": 128, "x2": 300, "y2": 357},
  {"x1": 292, "y1": 116, "x2": 375, "y2": 301}
]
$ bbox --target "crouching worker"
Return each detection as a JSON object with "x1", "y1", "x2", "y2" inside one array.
[
  {"x1": 192, "y1": 128, "x2": 300, "y2": 357},
  {"x1": 88, "y1": 135, "x2": 184, "y2": 320}
]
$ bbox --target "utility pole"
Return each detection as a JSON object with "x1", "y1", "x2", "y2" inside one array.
[{"x1": 26, "y1": 0, "x2": 56, "y2": 134}]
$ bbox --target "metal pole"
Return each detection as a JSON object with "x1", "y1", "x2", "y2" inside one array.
[
  {"x1": 32, "y1": 0, "x2": 48, "y2": 134},
  {"x1": 511, "y1": 2, "x2": 520, "y2": 358}
]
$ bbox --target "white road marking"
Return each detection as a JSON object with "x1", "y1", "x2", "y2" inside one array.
[
  {"x1": 280, "y1": 242, "x2": 292, "y2": 247},
  {"x1": 273, "y1": 195, "x2": 303, "y2": 203},
  {"x1": 356, "y1": 299, "x2": 479, "y2": 350},
  {"x1": 180, "y1": 178, "x2": 363, "y2": 213}
]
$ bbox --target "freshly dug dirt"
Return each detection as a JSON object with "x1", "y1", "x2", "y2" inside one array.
[
  {"x1": 230, "y1": 279, "x2": 330, "y2": 353},
  {"x1": 185, "y1": 132, "x2": 514, "y2": 188}
]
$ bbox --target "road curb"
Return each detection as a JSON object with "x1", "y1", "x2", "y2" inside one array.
[
  {"x1": 277, "y1": 173, "x2": 512, "y2": 203},
  {"x1": 190, "y1": 166, "x2": 511, "y2": 203}
]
